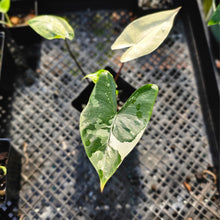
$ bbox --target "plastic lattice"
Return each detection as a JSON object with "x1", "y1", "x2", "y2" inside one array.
[
  {"x1": 2, "y1": 10, "x2": 220, "y2": 219},
  {"x1": 138, "y1": 0, "x2": 174, "y2": 9}
]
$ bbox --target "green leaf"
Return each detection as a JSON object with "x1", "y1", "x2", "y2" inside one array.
[
  {"x1": 28, "y1": 15, "x2": 74, "y2": 40},
  {"x1": 111, "y1": 7, "x2": 181, "y2": 62},
  {"x1": 0, "y1": 0, "x2": 10, "y2": 13},
  {"x1": 202, "y1": 0, "x2": 213, "y2": 21},
  {"x1": 0, "y1": 165, "x2": 7, "y2": 175},
  {"x1": 83, "y1": 69, "x2": 109, "y2": 83},
  {"x1": 208, "y1": 3, "x2": 220, "y2": 26},
  {"x1": 80, "y1": 70, "x2": 158, "y2": 191}
]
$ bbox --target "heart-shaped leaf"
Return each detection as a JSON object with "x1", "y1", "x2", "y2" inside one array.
[
  {"x1": 80, "y1": 70, "x2": 158, "y2": 191},
  {"x1": 111, "y1": 7, "x2": 181, "y2": 62},
  {"x1": 0, "y1": 0, "x2": 10, "y2": 13},
  {"x1": 28, "y1": 15, "x2": 74, "y2": 40}
]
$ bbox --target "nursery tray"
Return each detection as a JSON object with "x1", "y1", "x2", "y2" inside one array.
[{"x1": 0, "y1": 0, "x2": 219, "y2": 219}]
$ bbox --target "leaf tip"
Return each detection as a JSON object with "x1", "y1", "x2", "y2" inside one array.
[
  {"x1": 151, "y1": 84, "x2": 158, "y2": 91},
  {"x1": 111, "y1": 44, "x2": 115, "y2": 50},
  {"x1": 176, "y1": 6, "x2": 182, "y2": 11}
]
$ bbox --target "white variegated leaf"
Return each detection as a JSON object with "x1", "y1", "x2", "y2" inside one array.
[
  {"x1": 111, "y1": 7, "x2": 181, "y2": 62},
  {"x1": 28, "y1": 15, "x2": 74, "y2": 40},
  {"x1": 80, "y1": 70, "x2": 158, "y2": 191}
]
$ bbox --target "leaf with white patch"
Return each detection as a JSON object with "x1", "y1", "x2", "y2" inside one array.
[
  {"x1": 28, "y1": 15, "x2": 74, "y2": 40},
  {"x1": 80, "y1": 70, "x2": 158, "y2": 191},
  {"x1": 111, "y1": 7, "x2": 181, "y2": 62}
]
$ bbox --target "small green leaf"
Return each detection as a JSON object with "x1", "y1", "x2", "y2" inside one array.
[
  {"x1": 111, "y1": 7, "x2": 181, "y2": 62},
  {"x1": 0, "y1": 165, "x2": 7, "y2": 175},
  {"x1": 80, "y1": 70, "x2": 158, "y2": 191},
  {"x1": 83, "y1": 69, "x2": 110, "y2": 83},
  {"x1": 208, "y1": 3, "x2": 220, "y2": 26},
  {"x1": 0, "y1": 0, "x2": 10, "y2": 13},
  {"x1": 28, "y1": 15, "x2": 74, "y2": 40}
]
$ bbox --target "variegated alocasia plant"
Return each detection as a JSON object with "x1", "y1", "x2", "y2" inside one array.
[
  {"x1": 27, "y1": 8, "x2": 181, "y2": 192},
  {"x1": 80, "y1": 7, "x2": 181, "y2": 191},
  {"x1": 80, "y1": 70, "x2": 158, "y2": 191}
]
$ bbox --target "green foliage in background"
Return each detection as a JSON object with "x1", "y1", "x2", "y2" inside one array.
[{"x1": 28, "y1": 15, "x2": 74, "y2": 40}]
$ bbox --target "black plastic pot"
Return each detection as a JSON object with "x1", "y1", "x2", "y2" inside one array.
[
  {"x1": 0, "y1": 139, "x2": 9, "y2": 204},
  {"x1": 38, "y1": 0, "x2": 138, "y2": 13},
  {"x1": 0, "y1": 32, "x2": 17, "y2": 94},
  {"x1": 72, "y1": 66, "x2": 136, "y2": 112},
  {"x1": 0, "y1": 31, "x2": 17, "y2": 139},
  {"x1": 181, "y1": 0, "x2": 219, "y2": 168},
  {"x1": 0, "y1": 32, "x2": 4, "y2": 80},
  {"x1": 209, "y1": 24, "x2": 220, "y2": 60},
  {"x1": 0, "y1": 139, "x2": 21, "y2": 219},
  {"x1": 1, "y1": 0, "x2": 42, "y2": 45}
]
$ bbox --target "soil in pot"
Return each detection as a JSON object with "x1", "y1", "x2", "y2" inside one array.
[
  {"x1": 0, "y1": 139, "x2": 21, "y2": 219},
  {"x1": 3, "y1": 1, "x2": 42, "y2": 45},
  {"x1": 0, "y1": 139, "x2": 9, "y2": 203}
]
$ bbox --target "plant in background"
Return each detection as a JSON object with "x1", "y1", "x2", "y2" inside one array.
[
  {"x1": 208, "y1": 2, "x2": 220, "y2": 26},
  {"x1": 0, "y1": 165, "x2": 7, "y2": 197},
  {"x1": 202, "y1": 0, "x2": 220, "y2": 60},
  {"x1": 0, "y1": 0, "x2": 12, "y2": 26},
  {"x1": 27, "y1": 8, "x2": 180, "y2": 191},
  {"x1": 0, "y1": 0, "x2": 37, "y2": 27},
  {"x1": 28, "y1": 15, "x2": 87, "y2": 77},
  {"x1": 203, "y1": 0, "x2": 220, "y2": 26}
]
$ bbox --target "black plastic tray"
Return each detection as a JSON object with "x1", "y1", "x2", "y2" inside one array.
[
  {"x1": 0, "y1": 0, "x2": 219, "y2": 219},
  {"x1": 181, "y1": 0, "x2": 219, "y2": 148}
]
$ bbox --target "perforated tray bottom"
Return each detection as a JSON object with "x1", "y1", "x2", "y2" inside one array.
[{"x1": 1, "y1": 10, "x2": 219, "y2": 219}]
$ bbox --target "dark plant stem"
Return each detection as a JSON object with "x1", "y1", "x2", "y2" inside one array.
[
  {"x1": 114, "y1": 63, "x2": 124, "y2": 82},
  {"x1": 65, "y1": 39, "x2": 87, "y2": 77}
]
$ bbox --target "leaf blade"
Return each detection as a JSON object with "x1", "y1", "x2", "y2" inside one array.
[
  {"x1": 202, "y1": 0, "x2": 213, "y2": 21},
  {"x1": 80, "y1": 70, "x2": 119, "y2": 191},
  {"x1": 28, "y1": 15, "x2": 74, "y2": 40},
  {"x1": 208, "y1": 3, "x2": 220, "y2": 26},
  {"x1": 0, "y1": 0, "x2": 10, "y2": 13},
  {"x1": 111, "y1": 7, "x2": 181, "y2": 62},
  {"x1": 80, "y1": 70, "x2": 158, "y2": 191},
  {"x1": 83, "y1": 69, "x2": 108, "y2": 83},
  {"x1": 110, "y1": 84, "x2": 158, "y2": 159}
]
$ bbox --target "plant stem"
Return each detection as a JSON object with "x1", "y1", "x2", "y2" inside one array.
[
  {"x1": 65, "y1": 39, "x2": 87, "y2": 77},
  {"x1": 5, "y1": 13, "x2": 12, "y2": 27},
  {"x1": 114, "y1": 62, "x2": 124, "y2": 82},
  {"x1": 212, "y1": 0, "x2": 216, "y2": 11},
  {"x1": 0, "y1": 20, "x2": 10, "y2": 26}
]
